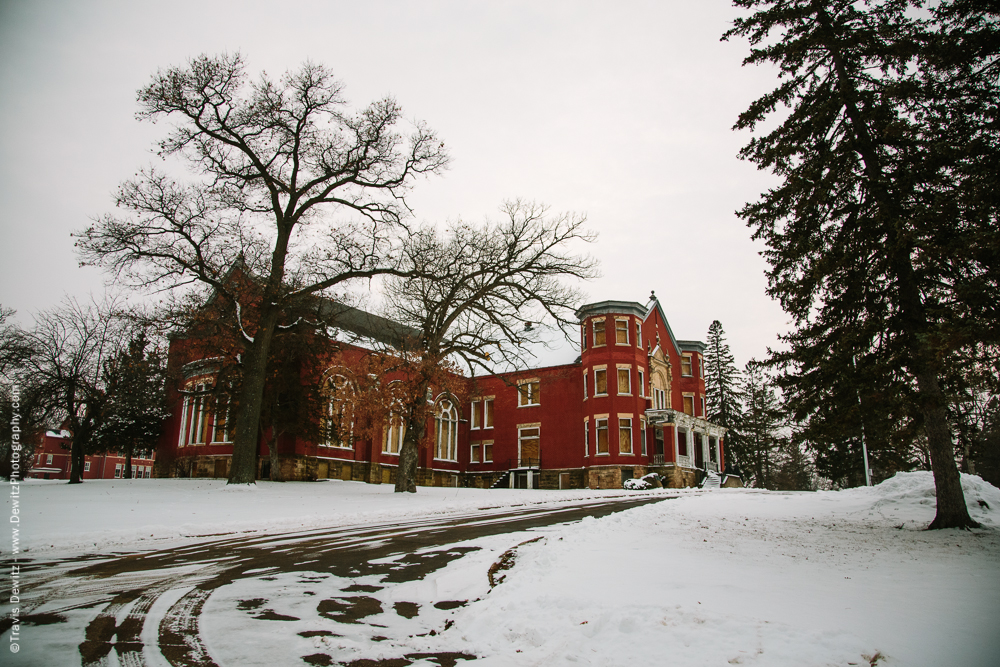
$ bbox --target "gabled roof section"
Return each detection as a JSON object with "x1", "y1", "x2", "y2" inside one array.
[{"x1": 643, "y1": 293, "x2": 682, "y2": 354}]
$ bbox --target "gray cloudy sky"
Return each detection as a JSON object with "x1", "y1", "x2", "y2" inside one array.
[{"x1": 0, "y1": 0, "x2": 787, "y2": 368}]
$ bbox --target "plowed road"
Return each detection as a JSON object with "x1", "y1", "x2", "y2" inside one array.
[{"x1": 4, "y1": 496, "x2": 666, "y2": 667}]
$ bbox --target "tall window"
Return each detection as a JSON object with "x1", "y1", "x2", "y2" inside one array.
[
  {"x1": 212, "y1": 395, "x2": 233, "y2": 443},
  {"x1": 583, "y1": 372, "x2": 588, "y2": 399},
  {"x1": 322, "y1": 374, "x2": 354, "y2": 448},
  {"x1": 518, "y1": 426, "x2": 540, "y2": 466},
  {"x1": 615, "y1": 319, "x2": 629, "y2": 345},
  {"x1": 640, "y1": 418, "x2": 647, "y2": 456},
  {"x1": 435, "y1": 398, "x2": 459, "y2": 460},
  {"x1": 383, "y1": 414, "x2": 405, "y2": 455},
  {"x1": 584, "y1": 419, "x2": 590, "y2": 457},
  {"x1": 596, "y1": 418, "x2": 609, "y2": 454},
  {"x1": 484, "y1": 398, "x2": 494, "y2": 428},
  {"x1": 677, "y1": 428, "x2": 688, "y2": 457},
  {"x1": 617, "y1": 367, "x2": 631, "y2": 395},
  {"x1": 619, "y1": 418, "x2": 632, "y2": 454},
  {"x1": 179, "y1": 382, "x2": 210, "y2": 446},
  {"x1": 595, "y1": 368, "x2": 608, "y2": 395},
  {"x1": 471, "y1": 441, "x2": 481, "y2": 463},
  {"x1": 681, "y1": 354, "x2": 693, "y2": 377},
  {"x1": 518, "y1": 380, "x2": 540, "y2": 406},
  {"x1": 683, "y1": 395, "x2": 695, "y2": 416},
  {"x1": 638, "y1": 369, "x2": 645, "y2": 397},
  {"x1": 581, "y1": 324, "x2": 588, "y2": 350},
  {"x1": 636, "y1": 321, "x2": 641, "y2": 347},
  {"x1": 471, "y1": 400, "x2": 481, "y2": 430},
  {"x1": 483, "y1": 440, "x2": 493, "y2": 463},
  {"x1": 593, "y1": 319, "x2": 606, "y2": 346}
]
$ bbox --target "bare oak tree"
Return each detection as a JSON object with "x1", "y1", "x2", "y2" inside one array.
[
  {"x1": 77, "y1": 54, "x2": 449, "y2": 484},
  {"x1": 383, "y1": 201, "x2": 598, "y2": 492},
  {"x1": 22, "y1": 297, "x2": 130, "y2": 483}
]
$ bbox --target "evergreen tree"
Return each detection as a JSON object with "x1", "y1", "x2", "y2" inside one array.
[
  {"x1": 97, "y1": 333, "x2": 170, "y2": 478},
  {"x1": 725, "y1": 0, "x2": 999, "y2": 528},
  {"x1": 704, "y1": 320, "x2": 743, "y2": 470},
  {"x1": 737, "y1": 361, "x2": 784, "y2": 489}
]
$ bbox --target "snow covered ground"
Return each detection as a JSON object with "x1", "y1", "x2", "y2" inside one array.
[{"x1": 4, "y1": 472, "x2": 999, "y2": 666}]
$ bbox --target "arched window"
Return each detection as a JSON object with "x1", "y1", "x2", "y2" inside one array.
[
  {"x1": 435, "y1": 398, "x2": 459, "y2": 461},
  {"x1": 321, "y1": 373, "x2": 354, "y2": 448}
]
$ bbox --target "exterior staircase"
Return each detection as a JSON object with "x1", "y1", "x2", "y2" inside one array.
[
  {"x1": 700, "y1": 471, "x2": 721, "y2": 489},
  {"x1": 490, "y1": 470, "x2": 512, "y2": 489}
]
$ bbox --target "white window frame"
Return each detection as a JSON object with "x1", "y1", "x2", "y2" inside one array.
[
  {"x1": 595, "y1": 416, "x2": 610, "y2": 455},
  {"x1": 594, "y1": 366, "x2": 608, "y2": 396},
  {"x1": 681, "y1": 354, "x2": 694, "y2": 377},
  {"x1": 592, "y1": 318, "x2": 606, "y2": 347},
  {"x1": 518, "y1": 379, "x2": 540, "y2": 407},
  {"x1": 638, "y1": 369, "x2": 645, "y2": 397},
  {"x1": 584, "y1": 418, "x2": 590, "y2": 457},
  {"x1": 483, "y1": 440, "x2": 494, "y2": 463},
  {"x1": 617, "y1": 365, "x2": 632, "y2": 396},
  {"x1": 383, "y1": 414, "x2": 405, "y2": 455},
  {"x1": 618, "y1": 416, "x2": 633, "y2": 455},
  {"x1": 483, "y1": 398, "x2": 494, "y2": 428},
  {"x1": 615, "y1": 319, "x2": 629, "y2": 345},
  {"x1": 435, "y1": 398, "x2": 459, "y2": 461}
]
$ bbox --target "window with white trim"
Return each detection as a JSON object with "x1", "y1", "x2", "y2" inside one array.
[
  {"x1": 594, "y1": 367, "x2": 608, "y2": 396},
  {"x1": 518, "y1": 380, "x2": 540, "y2": 407},
  {"x1": 114, "y1": 463, "x2": 123, "y2": 478},
  {"x1": 383, "y1": 414, "x2": 405, "y2": 455},
  {"x1": 638, "y1": 369, "x2": 645, "y2": 397},
  {"x1": 617, "y1": 366, "x2": 631, "y2": 395},
  {"x1": 681, "y1": 354, "x2": 693, "y2": 377},
  {"x1": 619, "y1": 418, "x2": 633, "y2": 455},
  {"x1": 471, "y1": 441, "x2": 482, "y2": 464},
  {"x1": 435, "y1": 398, "x2": 459, "y2": 461},
  {"x1": 470, "y1": 400, "x2": 481, "y2": 430},
  {"x1": 596, "y1": 418, "x2": 609, "y2": 454},
  {"x1": 593, "y1": 318, "x2": 606, "y2": 346},
  {"x1": 584, "y1": 419, "x2": 590, "y2": 457},
  {"x1": 683, "y1": 394, "x2": 695, "y2": 416},
  {"x1": 84, "y1": 461, "x2": 91, "y2": 472},
  {"x1": 483, "y1": 440, "x2": 493, "y2": 463},
  {"x1": 322, "y1": 374, "x2": 354, "y2": 448},
  {"x1": 483, "y1": 398, "x2": 494, "y2": 428},
  {"x1": 615, "y1": 319, "x2": 629, "y2": 345}
]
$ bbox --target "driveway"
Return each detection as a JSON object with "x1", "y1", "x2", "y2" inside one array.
[{"x1": 5, "y1": 496, "x2": 666, "y2": 667}]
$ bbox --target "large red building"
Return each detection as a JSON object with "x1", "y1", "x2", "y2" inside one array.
[
  {"x1": 157, "y1": 294, "x2": 736, "y2": 489},
  {"x1": 28, "y1": 429, "x2": 157, "y2": 480}
]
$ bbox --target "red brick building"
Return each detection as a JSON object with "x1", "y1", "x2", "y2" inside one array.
[
  {"x1": 157, "y1": 294, "x2": 735, "y2": 489},
  {"x1": 28, "y1": 430, "x2": 157, "y2": 480}
]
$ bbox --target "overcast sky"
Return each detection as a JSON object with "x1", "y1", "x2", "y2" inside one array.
[{"x1": 0, "y1": 0, "x2": 788, "y2": 369}]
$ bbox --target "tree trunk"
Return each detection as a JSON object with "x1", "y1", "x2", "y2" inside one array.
[
  {"x1": 124, "y1": 445, "x2": 133, "y2": 479},
  {"x1": 228, "y1": 307, "x2": 280, "y2": 485},
  {"x1": 267, "y1": 429, "x2": 283, "y2": 482},
  {"x1": 69, "y1": 437, "x2": 84, "y2": 484},
  {"x1": 395, "y1": 410, "x2": 420, "y2": 493}
]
